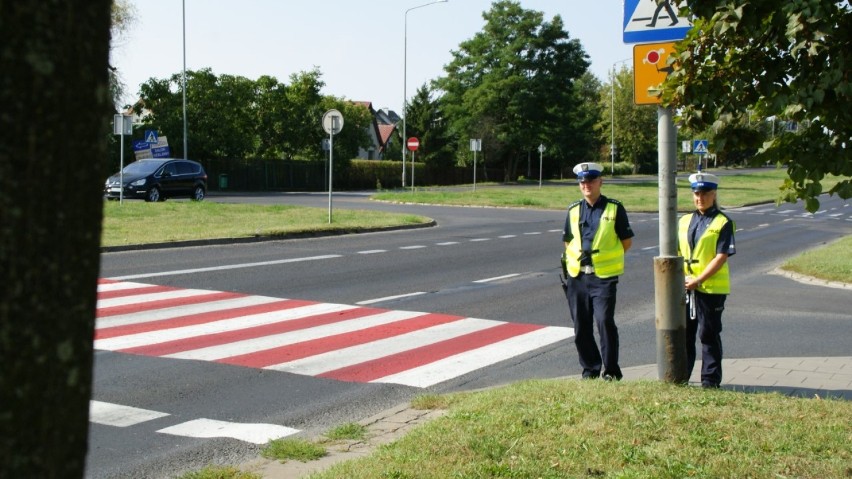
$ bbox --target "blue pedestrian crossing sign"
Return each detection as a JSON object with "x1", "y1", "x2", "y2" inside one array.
[
  {"x1": 693, "y1": 140, "x2": 709, "y2": 155},
  {"x1": 144, "y1": 130, "x2": 159, "y2": 145},
  {"x1": 623, "y1": 0, "x2": 692, "y2": 44}
]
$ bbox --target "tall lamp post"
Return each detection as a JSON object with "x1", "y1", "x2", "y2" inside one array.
[
  {"x1": 402, "y1": 0, "x2": 447, "y2": 188},
  {"x1": 610, "y1": 57, "x2": 631, "y2": 175},
  {"x1": 182, "y1": 0, "x2": 188, "y2": 159}
]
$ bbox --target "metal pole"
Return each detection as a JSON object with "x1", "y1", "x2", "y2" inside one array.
[
  {"x1": 655, "y1": 106, "x2": 688, "y2": 383},
  {"x1": 328, "y1": 128, "x2": 334, "y2": 224},
  {"x1": 119, "y1": 117, "x2": 125, "y2": 204},
  {"x1": 538, "y1": 147, "x2": 543, "y2": 189},
  {"x1": 402, "y1": 0, "x2": 447, "y2": 190},
  {"x1": 611, "y1": 63, "x2": 615, "y2": 175},
  {"x1": 472, "y1": 148, "x2": 477, "y2": 192},
  {"x1": 411, "y1": 150, "x2": 415, "y2": 191},
  {"x1": 402, "y1": 10, "x2": 407, "y2": 188},
  {"x1": 182, "y1": 0, "x2": 188, "y2": 160}
]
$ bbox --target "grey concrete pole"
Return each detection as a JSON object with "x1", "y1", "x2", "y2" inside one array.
[{"x1": 655, "y1": 106, "x2": 688, "y2": 383}]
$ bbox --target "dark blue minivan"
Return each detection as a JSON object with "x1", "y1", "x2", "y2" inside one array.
[{"x1": 104, "y1": 158, "x2": 207, "y2": 202}]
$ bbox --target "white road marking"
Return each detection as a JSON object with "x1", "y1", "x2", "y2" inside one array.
[
  {"x1": 356, "y1": 292, "x2": 428, "y2": 305},
  {"x1": 473, "y1": 274, "x2": 520, "y2": 283},
  {"x1": 435, "y1": 241, "x2": 459, "y2": 245},
  {"x1": 523, "y1": 232, "x2": 542, "y2": 235},
  {"x1": 97, "y1": 296, "x2": 284, "y2": 328},
  {"x1": 97, "y1": 288, "x2": 221, "y2": 309},
  {"x1": 376, "y1": 326, "x2": 573, "y2": 388},
  {"x1": 357, "y1": 249, "x2": 387, "y2": 254},
  {"x1": 399, "y1": 245, "x2": 426, "y2": 250},
  {"x1": 95, "y1": 303, "x2": 357, "y2": 351},
  {"x1": 166, "y1": 310, "x2": 425, "y2": 361},
  {"x1": 498, "y1": 235, "x2": 517, "y2": 239},
  {"x1": 89, "y1": 400, "x2": 170, "y2": 427},
  {"x1": 469, "y1": 238, "x2": 490, "y2": 242},
  {"x1": 266, "y1": 318, "x2": 499, "y2": 376},
  {"x1": 157, "y1": 418, "x2": 299, "y2": 444},
  {"x1": 110, "y1": 255, "x2": 341, "y2": 280}
]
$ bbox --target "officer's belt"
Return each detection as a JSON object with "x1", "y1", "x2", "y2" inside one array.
[{"x1": 580, "y1": 265, "x2": 595, "y2": 274}]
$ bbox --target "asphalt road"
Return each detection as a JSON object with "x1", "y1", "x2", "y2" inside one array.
[{"x1": 88, "y1": 190, "x2": 851, "y2": 478}]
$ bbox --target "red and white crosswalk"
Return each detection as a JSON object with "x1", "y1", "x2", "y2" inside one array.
[{"x1": 96, "y1": 279, "x2": 574, "y2": 388}]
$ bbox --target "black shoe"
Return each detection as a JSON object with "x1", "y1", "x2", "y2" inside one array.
[
  {"x1": 602, "y1": 373, "x2": 622, "y2": 382},
  {"x1": 701, "y1": 382, "x2": 720, "y2": 389},
  {"x1": 582, "y1": 372, "x2": 600, "y2": 379}
]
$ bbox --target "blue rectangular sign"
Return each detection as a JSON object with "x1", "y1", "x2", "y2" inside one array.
[{"x1": 151, "y1": 146, "x2": 171, "y2": 158}]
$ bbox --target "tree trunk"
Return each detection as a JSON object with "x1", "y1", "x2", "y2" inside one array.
[{"x1": 0, "y1": 2, "x2": 113, "y2": 477}]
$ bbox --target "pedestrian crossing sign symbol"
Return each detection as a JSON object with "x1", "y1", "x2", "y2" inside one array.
[
  {"x1": 693, "y1": 140, "x2": 709, "y2": 154},
  {"x1": 623, "y1": 0, "x2": 692, "y2": 44},
  {"x1": 144, "y1": 130, "x2": 159, "y2": 145}
]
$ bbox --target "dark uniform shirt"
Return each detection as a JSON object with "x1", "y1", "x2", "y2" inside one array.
[
  {"x1": 687, "y1": 205, "x2": 736, "y2": 256},
  {"x1": 562, "y1": 195, "x2": 634, "y2": 266}
]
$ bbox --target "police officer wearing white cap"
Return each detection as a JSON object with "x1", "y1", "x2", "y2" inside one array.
[
  {"x1": 561, "y1": 162, "x2": 634, "y2": 381},
  {"x1": 678, "y1": 171, "x2": 736, "y2": 389}
]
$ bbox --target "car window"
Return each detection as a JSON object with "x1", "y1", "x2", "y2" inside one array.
[
  {"x1": 122, "y1": 160, "x2": 163, "y2": 175},
  {"x1": 161, "y1": 163, "x2": 178, "y2": 176},
  {"x1": 176, "y1": 162, "x2": 194, "y2": 175}
]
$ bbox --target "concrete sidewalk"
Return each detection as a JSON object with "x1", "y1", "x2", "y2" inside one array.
[{"x1": 244, "y1": 356, "x2": 851, "y2": 478}]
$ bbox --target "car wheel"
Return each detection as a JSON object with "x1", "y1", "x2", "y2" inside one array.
[
  {"x1": 145, "y1": 186, "x2": 160, "y2": 203},
  {"x1": 192, "y1": 185, "x2": 205, "y2": 201}
]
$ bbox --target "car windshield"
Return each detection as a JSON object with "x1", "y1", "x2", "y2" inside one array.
[{"x1": 121, "y1": 160, "x2": 165, "y2": 176}]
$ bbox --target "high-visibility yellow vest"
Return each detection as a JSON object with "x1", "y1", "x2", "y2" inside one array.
[
  {"x1": 678, "y1": 213, "x2": 731, "y2": 294},
  {"x1": 563, "y1": 201, "x2": 625, "y2": 279}
]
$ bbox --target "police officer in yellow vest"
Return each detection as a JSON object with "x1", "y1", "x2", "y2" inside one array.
[
  {"x1": 561, "y1": 162, "x2": 634, "y2": 381},
  {"x1": 678, "y1": 172, "x2": 736, "y2": 389}
]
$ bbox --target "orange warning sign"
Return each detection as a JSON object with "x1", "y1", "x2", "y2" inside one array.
[{"x1": 633, "y1": 42, "x2": 677, "y2": 105}]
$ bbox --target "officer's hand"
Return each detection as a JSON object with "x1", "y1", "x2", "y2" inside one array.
[{"x1": 684, "y1": 276, "x2": 701, "y2": 291}]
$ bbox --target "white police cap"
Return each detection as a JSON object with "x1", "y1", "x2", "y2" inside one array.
[
  {"x1": 689, "y1": 172, "x2": 720, "y2": 191},
  {"x1": 573, "y1": 162, "x2": 604, "y2": 180}
]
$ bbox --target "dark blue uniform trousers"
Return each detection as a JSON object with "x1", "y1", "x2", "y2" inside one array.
[
  {"x1": 686, "y1": 291, "x2": 726, "y2": 386},
  {"x1": 564, "y1": 273, "x2": 622, "y2": 379}
]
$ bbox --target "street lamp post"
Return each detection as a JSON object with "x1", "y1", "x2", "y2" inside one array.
[
  {"x1": 610, "y1": 58, "x2": 631, "y2": 175},
  {"x1": 182, "y1": 0, "x2": 188, "y2": 160},
  {"x1": 402, "y1": 0, "x2": 447, "y2": 188}
]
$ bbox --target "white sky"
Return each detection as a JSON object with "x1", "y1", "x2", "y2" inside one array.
[{"x1": 111, "y1": 0, "x2": 636, "y2": 112}]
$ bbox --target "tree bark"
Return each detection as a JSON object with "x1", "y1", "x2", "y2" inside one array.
[{"x1": 0, "y1": 2, "x2": 113, "y2": 477}]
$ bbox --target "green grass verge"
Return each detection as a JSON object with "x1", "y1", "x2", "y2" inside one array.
[
  {"x1": 261, "y1": 438, "x2": 327, "y2": 463},
  {"x1": 175, "y1": 465, "x2": 260, "y2": 479},
  {"x1": 782, "y1": 235, "x2": 852, "y2": 283},
  {"x1": 311, "y1": 379, "x2": 852, "y2": 479},
  {"x1": 373, "y1": 169, "x2": 844, "y2": 212},
  {"x1": 101, "y1": 201, "x2": 431, "y2": 247},
  {"x1": 325, "y1": 422, "x2": 368, "y2": 441}
]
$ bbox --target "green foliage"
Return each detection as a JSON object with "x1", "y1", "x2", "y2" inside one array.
[
  {"x1": 600, "y1": 64, "x2": 657, "y2": 173},
  {"x1": 405, "y1": 84, "x2": 455, "y2": 168},
  {"x1": 434, "y1": 0, "x2": 593, "y2": 181},
  {"x1": 666, "y1": 0, "x2": 851, "y2": 211},
  {"x1": 325, "y1": 422, "x2": 367, "y2": 441},
  {"x1": 261, "y1": 438, "x2": 326, "y2": 463},
  {"x1": 134, "y1": 68, "x2": 375, "y2": 163}
]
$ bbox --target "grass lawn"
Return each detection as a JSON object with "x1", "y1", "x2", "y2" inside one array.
[
  {"x1": 782, "y1": 235, "x2": 852, "y2": 283},
  {"x1": 303, "y1": 379, "x2": 850, "y2": 479},
  {"x1": 373, "y1": 169, "x2": 842, "y2": 212},
  {"x1": 101, "y1": 201, "x2": 431, "y2": 247}
]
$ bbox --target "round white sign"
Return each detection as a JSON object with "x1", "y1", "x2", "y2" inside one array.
[{"x1": 322, "y1": 109, "x2": 344, "y2": 135}]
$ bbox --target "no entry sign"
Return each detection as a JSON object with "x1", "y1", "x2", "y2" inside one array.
[{"x1": 407, "y1": 137, "x2": 419, "y2": 151}]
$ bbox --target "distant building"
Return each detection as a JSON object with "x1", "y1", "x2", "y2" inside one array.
[{"x1": 353, "y1": 101, "x2": 400, "y2": 160}]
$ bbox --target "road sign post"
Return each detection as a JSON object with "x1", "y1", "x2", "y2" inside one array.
[
  {"x1": 624, "y1": 0, "x2": 692, "y2": 383},
  {"x1": 469, "y1": 139, "x2": 481, "y2": 191},
  {"x1": 322, "y1": 109, "x2": 344, "y2": 223},
  {"x1": 407, "y1": 137, "x2": 419, "y2": 191},
  {"x1": 113, "y1": 114, "x2": 132, "y2": 204},
  {"x1": 537, "y1": 144, "x2": 545, "y2": 189}
]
